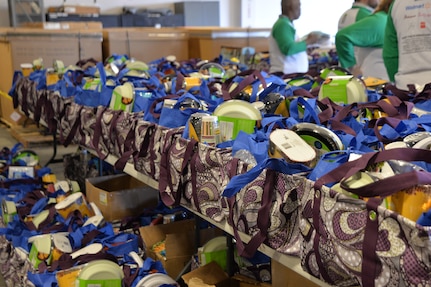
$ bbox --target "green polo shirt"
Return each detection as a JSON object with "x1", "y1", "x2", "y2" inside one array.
[{"x1": 336, "y1": 11, "x2": 388, "y2": 69}]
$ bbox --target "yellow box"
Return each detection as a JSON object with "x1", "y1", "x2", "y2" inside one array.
[{"x1": 0, "y1": 91, "x2": 27, "y2": 126}]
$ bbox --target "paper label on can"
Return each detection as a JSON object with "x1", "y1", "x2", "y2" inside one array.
[
  {"x1": 99, "y1": 192, "x2": 108, "y2": 206},
  {"x1": 219, "y1": 121, "x2": 234, "y2": 141}
]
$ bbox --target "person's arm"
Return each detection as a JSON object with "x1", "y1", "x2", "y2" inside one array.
[
  {"x1": 383, "y1": 4, "x2": 398, "y2": 83},
  {"x1": 355, "y1": 7, "x2": 373, "y2": 22},
  {"x1": 335, "y1": 12, "x2": 387, "y2": 69},
  {"x1": 272, "y1": 18, "x2": 307, "y2": 56}
]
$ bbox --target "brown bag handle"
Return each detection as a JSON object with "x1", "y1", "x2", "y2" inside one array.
[{"x1": 312, "y1": 148, "x2": 431, "y2": 286}]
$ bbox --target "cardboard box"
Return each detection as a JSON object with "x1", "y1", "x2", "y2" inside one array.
[
  {"x1": 247, "y1": 28, "x2": 271, "y2": 53},
  {"x1": 0, "y1": 28, "x2": 13, "y2": 93},
  {"x1": 102, "y1": 27, "x2": 189, "y2": 62},
  {"x1": 271, "y1": 259, "x2": 319, "y2": 287},
  {"x1": 7, "y1": 28, "x2": 103, "y2": 71},
  {"x1": 186, "y1": 27, "x2": 270, "y2": 60},
  {"x1": 183, "y1": 261, "x2": 232, "y2": 287},
  {"x1": 182, "y1": 261, "x2": 272, "y2": 287},
  {"x1": 85, "y1": 173, "x2": 159, "y2": 222},
  {"x1": 22, "y1": 22, "x2": 103, "y2": 30},
  {"x1": 0, "y1": 28, "x2": 103, "y2": 93},
  {"x1": 48, "y1": 5, "x2": 100, "y2": 15},
  {"x1": 139, "y1": 219, "x2": 197, "y2": 280},
  {"x1": 0, "y1": 91, "x2": 27, "y2": 127}
]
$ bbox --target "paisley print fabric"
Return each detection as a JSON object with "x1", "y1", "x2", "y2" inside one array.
[
  {"x1": 300, "y1": 178, "x2": 431, "y2": 287},
  {"x1": 228, "y1": 170, "x2": 304, "y2": 257},
  {"x1": 184, "y1": 144, "x2": 235, "y2": 223}
]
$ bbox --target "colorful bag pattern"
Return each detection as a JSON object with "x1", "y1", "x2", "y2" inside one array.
[
  {"x1": 183, "y1": 144, "x2": 235, "y2": 223},
  {"x1": 59, "y1": 101, "x2": 84, "y2": 146},
  {"x1": 78, "y1": 105, "x2": 98, "y2": 149},
  {"x1": 223, "y1": 159, "x2": 311, "y2": 258},
  {"x1": 159, "y1": 135, "x2": 197, "y2": 207},
  {"x1": 131, "y1": 120, "x2": 158, "y2": 178},
  {"x1": 300, "y1": 149, "x2": 431, "y2": 287}
]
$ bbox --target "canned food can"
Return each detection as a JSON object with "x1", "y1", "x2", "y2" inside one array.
[
  {"x1": 163, "y1": 214, "x2": 176, "y2": 224},
  {"x1": 189, "y1": 112, "x2": 209, "y2": 142},
  {"x1": 200, "y1": 115, "x2": 221, "y2": 146}
]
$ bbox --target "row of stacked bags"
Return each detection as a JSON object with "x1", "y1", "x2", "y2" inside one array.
[
  {"x1": 0, "y1": 142, "x2": 191, "y2": 286},
  {"x1": 25, "y1": 49, "x2": 430, "y2": 224},
  {"x1": 3, "y1": 47, "x2": 431, "y2": 286},
  {"x1": 0, "y1": 144, "x2": 271, "y2": 286}
]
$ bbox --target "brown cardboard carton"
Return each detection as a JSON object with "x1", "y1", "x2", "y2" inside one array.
[
  {"x1": 6, "y1": 28, "x2": 103, "y2": 71},
  {"x1": 271, "y1": 259, "x2": 319, "y2": 287},
  {"x1": 22, "y1": 22, "x2": 103, "y2": 30},
  {"x1": 0, "y1": 28, "x2": 13, "y2": 93},
  {"x1": 0, "y1": 91, "x2": 27, "y2": 127},
  {"x1": 182, "y1": 261, "x2": 272, "y2": 287},
  {"x1": 102, "y1": 28, "x2": 129, "y2": 61},
  {"x1": 185, "y1": 27, "x2": 270, "y2": 60},
  {"x1": 139, "y1": 219, "x2": 197, "y2": 280},
  {"x1": 0, "y1": 28, "x2": 103, "y2": 93},
  {"x1": 48, "y1": 5, "x2": 100, "y2": 15},
  {"x1": 85, "y1": 173, "x2": 159, "y2": 222},
  {"x1": 102, "y1": 27, "x2": 189, "y2": 62},
  {"x1": 182, "y1": 261, "x2": 232, "y2": 287},
  {"x1": 232, "y1": 274, "x2": 272, "y2": 287},
  {"x1": 0, "y1": 28, "x2": 102, "y2": 91}
]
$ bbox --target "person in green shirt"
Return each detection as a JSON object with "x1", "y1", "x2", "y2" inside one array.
[
  {"x1": 269, "y1": 0, "x2": 319, "y2": 76},
  {"x1": 383, "y1": 0, "x2": 431, "y2": 89},
  {"x1": 335, "y1": 0, "x2": 393, "y2": 80},
  {"x1": 338, "y1": 0, "x2": 380, "y2": 30}
]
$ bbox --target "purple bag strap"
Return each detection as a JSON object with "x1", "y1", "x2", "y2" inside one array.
[
  {"x1": 383, "y1": 83, "x2": 414, "y2": 102},
  {"x1": 312, "y1": 148, "x2": 431, "y2": 286},
  {"x1": 159, "y1": 136, "x2": 197, "y2": 206},
  {"x1": 316, "y1": 148, "x2": 431, "y2": 197},
  {"x1": 372, "y1": 117, "x2": 402, "y2": 144},
  {"x1": 0, "y1": 177, "x2": 40, "y2": 189},
  {"x1": 15, "y1": 78, "x2": 34, "y2": 117},
  {"x1": 123, "y1": 264, "x2": 138, "y2": 287},
  {"x1": 227, "y1": 169, "x2": 275, "y2": 258},
  {"x1": 311, "y1": 188, "x2": 335, "y2": 284},
  {"x1": 92, "y1": 107, "x2": 121, "y2": 160},
  {"x1": 42, "y1": 251, "x2": 118, "y2": 273},
  {"x1": 175, "y1": 71, "x2": 185, "y2": 93},
  {"x1": 44, "y1": 93, "x2": 57, "y2": 133},
  {"x1": 114, "y1": 115, "x2": 140, "y2": 170},
  {"x1": 324, "y1": 102, "x2": 359, "y2": 135},
  {"x1": 133, "y1": 123, "x2": 157, "y2": 177},
  {"x1": 190, "y1": 148, "x2": 202, "y2": 213},
  {"x1": 221, "y1": 69, "x2": 267, "y2": 101},
  {"x1": 33, "y1": 90, "x2": 47, "y2": 125},
  {"x1": 413, "y1": 83, "x2": 431, "y2": 103},
  {"x1": 312, "y1": 198, "x2": 381, "y2": 286},
  {"x1": 315, "y1": 97, "x2": 337, "y2": 124},
  {"x1": 61, "y1": 104, "x2": 84, "y2": 147},
  {"x1": 362, "y1": 198, "x2": 380, "y2": 287},
  {"x1": 359, "y1": 96, "x2": 413, "y2": 120},
  {"x1": 23, "y1": 206, "x2": 57, "y2": 232},
  {"x1": 148, "y1": 94, "x2": 178, "y2": 120}
]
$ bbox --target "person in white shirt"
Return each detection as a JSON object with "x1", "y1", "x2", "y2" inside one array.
[
  {"x1": 269, "y1": 0, "x2": 319, "y2": 75},
  {"x1": 383, "y1": 0, "x2": 431, "y2": 89},
  {"x1": 338, "y1": 0, "x2": 380, "y2": 30},
  {"x1": 335, "y1": 0, "x2": 393, "y2": 80}
]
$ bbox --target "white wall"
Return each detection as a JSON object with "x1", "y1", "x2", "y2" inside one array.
[
  {"x1": 1, "y1": 0, "x2": 352, "y2": 38},
  {"x1": 241, "y1": 0, "x2": 352, "y2": 39}
]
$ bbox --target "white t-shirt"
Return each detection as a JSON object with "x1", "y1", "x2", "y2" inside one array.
[
  {"x1": 391, "y1": 0, "x2": 431, "y2": 88},
  {"x1": 269, "y1": 21, "x2": 309, "y2": 74},
  {"x1": 338, "y1": 3, "x2": 374, "y2": 30},
  {"x1": 356, "y1": 47, "x2": 389, "y2": 80}
]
